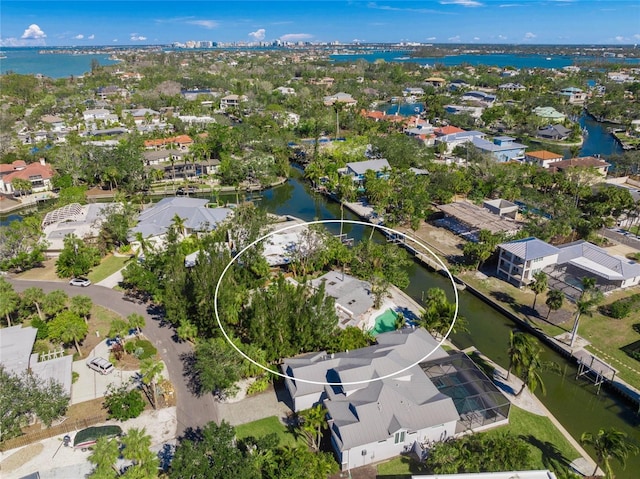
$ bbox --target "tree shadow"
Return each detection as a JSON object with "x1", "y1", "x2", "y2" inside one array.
[
  {"x1": 522, "y1": 434, "x2": 573, "y2": 473},
  {"x1": 490, "y1": 291, "x2": 516, "y2": 306},
  {"x1": 157, "y1": 443, "x2": 176, "y2": 472},
  {"x1": 632, "y1": 323, "x2": 640, "y2": 335},
  {"x1": 180, "y1": 351, "x2": 205, "y2": 397}
]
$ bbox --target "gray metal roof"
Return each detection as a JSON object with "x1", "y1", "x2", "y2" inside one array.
[
  {"x1": 311, "y1": 271, "x2": 373, "y2": 318},
  {"x1": 498, "y1": 237, "x2": 560, "y2": 261},
  {"x1": 0, "y1": 326, "x2": 37, "y2": 375},
  {"x1": 346, "y1": 159, "x2": 391, "y2": 175},
  {"x1": 283, "y1": 328, "x2": 459, "y2": 449},
  {"x1": 556, "y1": 240, "x2": 640, "y2": 281},
  {"x1": 130, "y1": 197, "x2": 232, "y2": 239}
]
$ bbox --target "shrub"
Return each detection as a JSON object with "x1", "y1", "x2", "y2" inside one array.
[
  {"x1": 608, "y1": 300, "x2": 633, "y2": 319},
  {"x1": 103, "y1": 384, "x2": 145, "y2": 421},
  {"x1": 246, "y1": 376, "x2": 270, "y2": 396},
  {"x1": 72, "y1": 371, "x2": 79, "y2": 383},
  {"x1": 128, "y1": 339, "x2": 156, "y2": 360},
  {"x1": 31, "y1": 317, "x2": 49, "y2": 340}
]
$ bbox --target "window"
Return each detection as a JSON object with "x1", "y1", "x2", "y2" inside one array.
[{"x1": 394, "y1": 431, "x2": 405, "y2": 444}]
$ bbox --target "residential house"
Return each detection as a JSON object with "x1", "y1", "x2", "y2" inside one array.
[
  {"x1": 525, "y1": 150, "x2": 564, "y2": 168},
  {"x1": 40, "y1": 115, "x2": 67, "y2": 132},
  {"x1": 497, "y1": 237, "x2": 560, "y2": 287},
  {"x1": 0, "y1": 326, "x2": 73, "y2": 397},
  {"x1": 498, "y1": 82, "x2": 526, "y2": 92},
  {"x1": 536, "y1": 124, "x2": 572, "y2": 141},
  {"x1": 549, "y1": 156, "x2": 611, "y2": 178},
  {"x1": 470, "y1": 136, "x2": 527, "y2": 163},
  {"x1": 403, "y1": 87, "x2": 424, "y2": 96},
  {"x1": 83, "y1": 108, "x2": 118, "y2": 123},
  {"x1": 282, "y1": 330, "x2": 509, "y2": 471},
  {"x1": 142, "y1": 149, "x2": 186, "y2": 166},
  {"x1": 449, "y1": 79, "x2": 470, "y2": 91},
  {"x1": 274, "y1": 86, "x2": 296, "y2": 95},
  {"x1": 96, "y1": 85, "x2": 128, "y2": 100},
  {"x1": 310, "y1": 77, "x2": 335, "y2": 87},
  {"x1": 559, "y1": 87, "x2": 588, "y2": 104},
  {"x1": 0, "y1": 158, "x2": 55, "y2": 194},
  {"x1": 434, "y1": 130, "x2": 485, "y2": 154},
  {"x1": 532, "y1": 106, "x2": 566, "y2": 123},
  {"x1": 483, "y1": 199, "x2": 519, "y2": 219},
  {"x1": 345, "y1": 159, "x2": 391, "y2": 182},
  {"x1": 143, "y1": 135, "x2": 193, "y2": 151},
  {"x1": 42, "y1": 203, "x2": 114, "y2": 252},
  {"x1": 423, "y1": 77, "x2": 446, "y2": 88},
  {"x1": 129, "y1": 197, "x2": 233, "y2": 248},
  {"x1": 549, "y1": 240, "x2": 640, "y2": 292},
  {"x1": 123, "y1": 108, "x2": 161, "y2": 125},
  {"x1": 181, "y1": 89, "x2": 218, "y2": 101},
  {"x1": 323, "y1": 92, "x2": 358, "y2": 107},
  {"x1": 461, "y1": 91, "x2": 496, "y2": 106},
  {"x1": 220, "y1": 94, "x2": 247, "y2": 111},
  {"x1": 434, "y1": 125, "x2": 465, "y2": 137},
  {"x1": 444, "y1": 104, "x2": 483, "y2": 118}
]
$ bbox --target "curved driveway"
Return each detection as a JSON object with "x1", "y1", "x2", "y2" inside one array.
[{"x1": 9, "y1": 279, "x2": 218, "y2": 436}]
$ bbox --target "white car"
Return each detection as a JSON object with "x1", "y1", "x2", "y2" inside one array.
[
  {"x1": 86, "y1": 357, "x2": 114, "y2": 375},
  {"x1": 69, "y1": 277, "x2": 91, "y2": 287}
]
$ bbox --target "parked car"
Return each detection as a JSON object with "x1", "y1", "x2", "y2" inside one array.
[
  {"x1": 74, "y1": 425, "x2": 122, "y2": 451},
  {"x1": 86, "y1": 357, "x2": 114, "y2": 375},
  {"x1": 69, "y1": 277, "x2": 91, "y2": 287}
]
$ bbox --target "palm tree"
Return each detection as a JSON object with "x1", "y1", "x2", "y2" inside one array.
[
  {"x1": 529, "y1": 271, "x2": 548, "y2": 310},
  {"x1": 581, "y1": 428, "x2": 639, "y2": 479},
  {"x1": 21, "y1": 286, "x2": 45, "y2": 321},
  {"x1": 121, "y1": 427, "x2": 156, "y2": 468},
  {"x1": 134, "y1": 231, "x2": 153, "y2": 258},
  {"x1": 127, "y1": 313, "x2": 145, "y2": 334},
  {"x1": 516, "y1": 350, "x2": 546, "y2": 397},
  {"x1": 70, "y1": 295, "x2": 93, "y2": 324},
  {"x1": 545, "y1": 289, "x2": 564, "y2": 319},
  {"x1": 140, "y1": 358, "x2": 164, "y2": 409},
  {"x1": 299, "y1": 404, "x2": 327, "y2": 452},
  {"x1": 0, "y1": 278, "x2": 19, "y2": 326},
  {"x1": 88, "y1": 436, "x2": 119, "y2": 475},
  {"x1": 58, "y1": 312, "x2": 88, "y2": 358},
  {"x1": 171, "y1": 213, "x2": 187, "y2": 238},
  {"x1": 570, "y1": 278, "x2": 603, "y2": 347},
  {"x1": 507, "y1": 331, "x2": 537, "y2": 380}
]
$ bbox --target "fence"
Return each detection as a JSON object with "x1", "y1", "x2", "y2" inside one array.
[{"x1": 0, "y1": 414, "x2": 107, "y2": 452}]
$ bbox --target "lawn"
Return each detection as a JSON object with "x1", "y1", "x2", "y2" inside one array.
[
  {"x1": 88, "y1": 254, "x2": 131, "y2": 283},
  {"x1": 376, "y1": 406, "x2": 580, "y2": 477},
  {"x1": 234, "y1": 416, "x2": 304, "y2": 448}
]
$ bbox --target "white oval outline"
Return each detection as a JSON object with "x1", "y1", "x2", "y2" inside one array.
[{"x1": 214, "y1": 219, "x2": 459, "y2": 386}]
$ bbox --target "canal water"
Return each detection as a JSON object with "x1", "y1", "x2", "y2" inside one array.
[{"x1": 257, "y1": 169, "x2": 640, "y2": 478}]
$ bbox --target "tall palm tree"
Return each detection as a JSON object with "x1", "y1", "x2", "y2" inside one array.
[
  {"x1": 0, "y1": 278, "x2": 19, "y2": 326},
  {"x1": 127, "y1": 313, "x2": 145, "y2": 334},
  {"x1": 507, "y1": 331, "x2": 537, "y2": 380},
  {"x1": 140, "y1": 358, "x2": 164, "y2": 409},
  {"x1": 299, "y1": 404, "x2": 328, "y2": 452},
  {"x1": 59, "y1": 313, "x2": 88, "y2": 358},
  {"x1": 516, "y1": 350, "x2": 546, "y2": 397},
  {"x1": 545, "y1": 289, "x2": 564, "y2": 319},
  {"x1": 70, "y1": 295, "x2": 93, "y2": 324},
  {"x1": 529, "y1": 271, "x2": 548, "y2": 310},
  {"x1": 21, "y1": 286, "x2": 45, "y2": 321},
  {"x1": 134, "y1": 231, "x2": 153, "y2": 258},
  {"x1": 580, "y1": 428, "x2": 639, "y2": 479},
  {"x1": 88, "y1": 436, "x2": 119, "y2": 475},
  {"x1": 121, "y1": 427, "x2": 157, "y2": 469},
  {"x1": 171, "y1": 213, "x2": 187, "y2": 238},
  {"x1": 569, "y1": 278, "x2": 603, "y2": 347}
]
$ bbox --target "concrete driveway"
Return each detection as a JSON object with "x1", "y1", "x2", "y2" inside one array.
[{"x1": 9, "y1": 279, "x2": 219, "y2": 436}]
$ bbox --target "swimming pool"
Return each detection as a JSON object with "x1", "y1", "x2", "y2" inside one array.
[{"x1": 371, "y1": 309, "x2": 398, "y2": 335}]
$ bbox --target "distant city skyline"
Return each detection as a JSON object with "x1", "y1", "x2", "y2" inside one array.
[{"x1": 1, "y1": 1, "x2": 639, "y2": 47}]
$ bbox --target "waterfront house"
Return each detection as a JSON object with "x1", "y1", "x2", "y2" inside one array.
[
  {"x1": 497, "y1": 237, "x2": 560, "y2": 287},
  {"x1": 282, "y1": 329, "x2": 509, "y2": 471},
  {"x1": 434, "y1": 130, "x2": 485, "y2": 154},
  {"x1": 533, "y1": 106, "x2": 565, "y2": 123},
  {"x1": 345, "y1": 159, "x2": 391, "y2": 182},
  {"x1": 444, "y1": 104, "x2": 483, "y2": 118},
  {"x1": 470, "y1": 136, "x2": 527, "y2": 163},
  {"x1": 549, "y1": 156, "x2": 611, "y2": 179},
  {"x1": 129, "y1": 197, "x2": 232, "y2": 248},
  {"x1": 42, "y1": 202, "x2": 114, "y2": 252},
  {"x1": 461, "y1": 91, "x2": 496, "y2": 106},
  {"x1": 0, "y1": 158, "x2": 54, "y2": 195},
  {"x1": 403, "y1": 87, "x2": 425, "y2": 97},
  {"x1": 143, "y1": 135, "x2": 193, "y2": 151},
  {"x1": 525, "y1": 150, "x2": 564, "y2": 168},
  {"x1": 559, "y1": 87, "x2": 588, "y2": 105},
  {"x1": 536, "y1": 124, "x2": 572, "y2": 141},
  {"x1": 424, "y1": 77, "x2": 446, "y2": 88}
]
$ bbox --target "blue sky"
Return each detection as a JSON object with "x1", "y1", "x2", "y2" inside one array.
[{"x1": 1, "y1": 1, "x2": 639, "y2": 47}]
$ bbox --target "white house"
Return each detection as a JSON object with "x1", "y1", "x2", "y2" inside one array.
[{"x1": 497, "y1": 237, "x2": 560, "y2": 287}]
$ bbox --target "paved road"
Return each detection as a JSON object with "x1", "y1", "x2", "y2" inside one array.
[{"x1": 9, "y1": 279, "x2": 219, "y2": 436}]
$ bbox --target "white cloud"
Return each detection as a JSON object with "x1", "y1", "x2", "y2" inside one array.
[
  {"x1": 499, "y1": 3, "x2": 526, "y2": 6},
  {"x1": 440, "y1": 0, "x2": 483, "y2": 7},
  {"x1": 367, "y1": 2, "x2": 447, "y2": 14},
  {"x1": 473, "y1": 36, "x2": 481, "y2": 41},
  {"x1": 88, "y1": 34, "x2": 95, "y2": 40},
  {"x1": 614, "y1": 35, "x2": 626, "y2": 43},
  {"x1": 634, "y1": 34, "x2": 640, "y2": 40},
  {"x1": 74, "y1": 34, "x2": 84, "y2": 40},
  {"x1": 497, "y1": 34, "x2": 508, "y2": 40},
  {"x1": 249, "y1": 28, "x2": 266, "y2": 41},
  {"x1": 426, "y1": 36, "x2": 437, "y2": 41},
  {"x1": 130, "y1": 34, "x2": 147, "y2": 41},
  {"x1": 21, "y1": 24, "x2": 46, "y2": 40},
  {"x1": 448, "y1": 35, "x2": 461, "y2": 42},
  {"x1": 186, "y1": 20, "x2": 218, "y2": 29},
  {"x1": 524, "y1": 32, "x2": 536, "y2": 40},
  {"x1": 279, "y1": 33, "x2": 313, "y2": 42}
]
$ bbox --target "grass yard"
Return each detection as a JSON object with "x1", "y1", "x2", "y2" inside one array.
[
  {"x1": 88, "y1": 254, "x2": 131, "y2": 283},
  {"x1": 234, "y1": 416, "x2": 304, "y2": 448},
  {"x1": 376, "y1": 406, "x2": 580, "y2": 477}
]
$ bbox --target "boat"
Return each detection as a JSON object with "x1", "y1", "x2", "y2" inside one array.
[
  {"x1": 546, "y1": 57, "x2": 552, "y2": 60},
  {"x1": 394, "y1": 56, "x2": 411, "y2": 60}
]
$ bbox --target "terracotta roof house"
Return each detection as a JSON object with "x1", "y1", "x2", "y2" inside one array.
[
  {"x1": 143, "y1": 135, "x2": 193, "y2": 150},
  {"x1": 525, "y1": 150, "x2": 564, "y2": 168},
  {"x1": 0, "y1": 159, "x2": 54, "y2": 194},
  {"x1": 323, "y1": 92, "x2": 358, "y2": 107}
]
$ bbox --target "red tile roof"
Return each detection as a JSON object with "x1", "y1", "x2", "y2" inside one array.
[
  {"x1": 3, "y1": 162, "x2": 54, "y2": 184},
  {"x1": 526, "y1": 150, "x2": 563, "y2": 160},
  {"x1": 0, "y1": 160, "x2": 27, "y2": 174},
  {"x1": 434, "y1": 126, "x2": 464, "y2": 136},
  {"x1": 144, "y1": 135, "x2": 193, "y2": 148}
]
